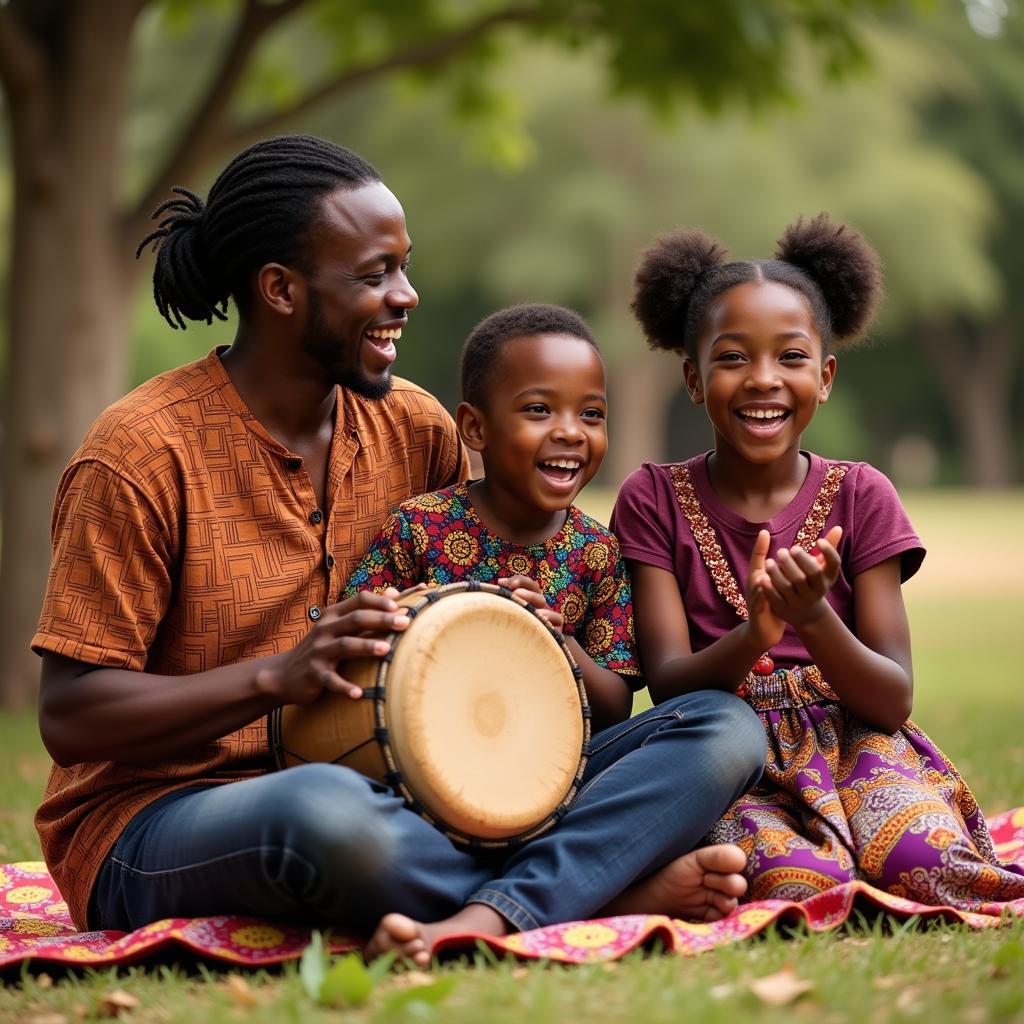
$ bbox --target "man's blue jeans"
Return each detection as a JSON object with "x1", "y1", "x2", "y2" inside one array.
[{"x1": 89, "y1": 691, "x2": 765, "y2": 933}]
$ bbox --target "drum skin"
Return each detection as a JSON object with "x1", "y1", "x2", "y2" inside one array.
[{"x1": 269, "y1": 582, "x2": 590, "y2": 847}]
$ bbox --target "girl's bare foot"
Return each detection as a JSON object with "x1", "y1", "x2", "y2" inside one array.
[
  {"x1": 600, "y1": 843, "x2": 748, "y2": 922},
  {"x1": 364, "y1": 904, "x2": 510, "y2": 967}
]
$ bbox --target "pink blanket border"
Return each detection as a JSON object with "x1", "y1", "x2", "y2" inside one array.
[{"x1": 3, "y1": 808, "x2": 1022, "y2": 969}]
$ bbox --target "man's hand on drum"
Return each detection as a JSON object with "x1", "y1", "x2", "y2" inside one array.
[
  {"x1": 497, "y1": 576, "x2": 564, "y2": 632},
  {"x1": 267, "y1": 589, "x2": 415, "y2": 703}
]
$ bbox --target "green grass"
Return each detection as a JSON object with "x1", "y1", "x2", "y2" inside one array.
[{"x1": 3, "y1": 491, "x2": 1024, "y2": 1021}]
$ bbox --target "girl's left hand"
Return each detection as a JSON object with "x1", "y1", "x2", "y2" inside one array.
[
  {"x1": 760, "y1": 525, "x2": 843, "y2": 626},
  {"x1": 497, "y1": 575, "x2": 565, "y2": 632}
]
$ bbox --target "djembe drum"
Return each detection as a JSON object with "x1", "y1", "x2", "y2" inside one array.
[{"x1": 268, "y1": 581, "x2": 590, "y2": 847}]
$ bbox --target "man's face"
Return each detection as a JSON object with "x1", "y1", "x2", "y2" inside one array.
[{"x1": 298, "y1": 181, "x2": 417, "y2": 398}]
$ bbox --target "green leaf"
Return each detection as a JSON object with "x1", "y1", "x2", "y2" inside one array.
[
  {"x1": 366, "y1": 949, "x2": 399, "y2": 983},
  {"x1": 320, "y1": 952, "x2": 375, "y2": 1007},
  {"x1": 299, "y1": 930, "x2": 327, "y2": 1002},
  {"x1": 381, "y1": 976, "x2": 457, "y2": 1017},
  {"x1": 993, "y1": 939, "x2": 1024, "y2": 973}
]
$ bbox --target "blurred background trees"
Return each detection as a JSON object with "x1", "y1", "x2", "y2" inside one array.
[{"x1": 0, "y1": 0, "x2": 1020, "y2": 706}]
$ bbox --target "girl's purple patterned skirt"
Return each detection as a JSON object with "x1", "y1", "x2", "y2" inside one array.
[{"x1": 705, "y1": 666, "x2": 1024, "y2": 909}]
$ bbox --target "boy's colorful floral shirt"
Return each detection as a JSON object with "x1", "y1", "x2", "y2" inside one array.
[{"x1": 346, "y1": 484, "x2": 641, "y2": 684}]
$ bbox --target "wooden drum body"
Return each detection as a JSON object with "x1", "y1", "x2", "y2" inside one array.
[{"x1": 268, "y1": 582, "x2": 590, "y2": 847}]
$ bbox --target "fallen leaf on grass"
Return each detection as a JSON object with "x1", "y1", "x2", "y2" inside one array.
[
  {"x1": 709, "y1": 983, "x2": 734, "y2": 1000},
  {"x1": 748, "y1": 965, "x2": 815, "y2": 1006},
  {"x1": 225, "y1": 974, "x2": 261, "y2": 1007},
  {"x1": 895, "y1": 986, "x2": 922, "y2": 1014},
  {"x1": 391, "y1": 970, "x2": 434, "y2": 989},
  {"x1": 873, "y1": 975, "x2": 906, "y2": 991},
  {"x1": 24, "y1": 1014, "x2": 68, "y2": 1024},
  {"x1": 95, "y1": 990, "x2": 140, "y2": 1018},
  {"x1": 511, "y1": 968, "x2": 530, "y2": 980}
]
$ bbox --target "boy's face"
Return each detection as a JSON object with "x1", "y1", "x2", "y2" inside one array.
[{"x1": 465, "y1": 333, "x2": 608, "y2": 515}]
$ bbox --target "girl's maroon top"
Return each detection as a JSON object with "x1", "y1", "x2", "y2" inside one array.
[{"x1": 610, "y1": 452, "x2": 925, "y2": 669}]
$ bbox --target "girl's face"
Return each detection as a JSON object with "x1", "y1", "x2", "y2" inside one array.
[
  {"x1": 459, "y1": 334, "x2": 608, "y2": 515},
  {"x1": 683, "y1": 281, "x2": 836, "y2": 467}
]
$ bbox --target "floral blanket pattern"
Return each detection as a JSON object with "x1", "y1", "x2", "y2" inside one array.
[{"x1": 2, "y1": 808, "x2": 1022, "y2": 970}]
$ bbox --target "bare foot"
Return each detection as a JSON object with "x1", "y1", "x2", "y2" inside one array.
[
  {"x1": 364, "y1": 904, "x2": 511, "y2": 968},
  {"x1": 600, "y1": 843, "x2": 748, "y2": 922}
]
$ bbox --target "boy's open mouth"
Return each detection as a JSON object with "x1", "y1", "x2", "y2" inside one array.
[{"x1": 537, "y1": 457, "x2": 583, "y2": 485}]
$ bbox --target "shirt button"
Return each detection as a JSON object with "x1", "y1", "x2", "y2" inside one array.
[
  {"x1": 309, "y1": 509, "x2": 323, "y2": 525},
  {"x1": 326, "y1": 554, "x2": 335, "y2": 569},
  {"x1": 286, "y1": 458, "x2": 302, "y2": 471},
  {"x1": 309, "y1": 605, "x2": 322, "y2": 621}
]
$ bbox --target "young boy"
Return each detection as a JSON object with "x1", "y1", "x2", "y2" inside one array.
[
  {"x1": 346, "y1": 303, "x2": 639, "y2": 730},
  {"x1": 345, "y1": 304, "x2": 762, "y2": 966}
]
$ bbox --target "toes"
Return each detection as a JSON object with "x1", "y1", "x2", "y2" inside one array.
[
  {"x1": 365, "y1": 913, "x2": 431, "y2": 965},
  {"x1": 696, "y1": 843, "x2": 747, "y2": 875},
  {"x1": 703, "y1": 870, "x2": 748, "y2": 899},
  {"x1": 708, "y1": 891, "x2": 739, "y2": 917},
  {"x1": 380, "y1": 913, "x2": 422, "y2": 944}
]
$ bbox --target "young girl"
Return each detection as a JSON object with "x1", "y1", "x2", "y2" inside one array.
[{"x1": 612, "y1": 214, "x2": 1024, "y2": 909}]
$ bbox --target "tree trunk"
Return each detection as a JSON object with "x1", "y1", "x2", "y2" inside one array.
[
  {"x1": 607, "y1": 350, "x2": 682, "y2": 490},
  {"x1": 0, "y1": 2, "x2": 139, "y2": 707},
  {"x1": 948, "y1": 325, "x2": 1016, "y2": 488},
  {"x1": 916, "y1": 319, "x2": 1018, "y2": 490}
]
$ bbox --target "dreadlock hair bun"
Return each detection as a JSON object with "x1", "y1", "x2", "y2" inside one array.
[
  {"x1": 631, "y1": 229, "x2": 728, "y2": 354},
  {"x1": 774, "y1": 213, "x2": 882, "y2": 345},
  {"x1": 137, "y1": 187, "x2": 228, "y2": 330},
  {"x1": 138, "y1": 134, "x2": 381, "y2": 330}
]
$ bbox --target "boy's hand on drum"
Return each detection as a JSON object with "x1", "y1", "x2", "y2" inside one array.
[
  {"x1": 760, "y1": 525, "x2": 843, "y2": 626},
  {"x1": 264, "y1": 589, "x2": 412, "y2": 704},
  {"x1": 498, "y1": 576, "x2": 565, "y2": 633},
  {"x1": 746, "y1": 529, "x2": 786, "y2": 650}
]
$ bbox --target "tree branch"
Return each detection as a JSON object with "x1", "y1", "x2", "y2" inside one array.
[
  {"x1": 221, "y1": 4, "x2": 542, "y2": 152},
  {"x1": 0, "y1": 6, "x2": 47, "y2": 103},
  {"x1": 127, "y1": 0, "x2": 309, "y2": 244}
]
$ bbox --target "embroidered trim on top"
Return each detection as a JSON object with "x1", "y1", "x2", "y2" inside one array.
[{"x1": 669, "y1": 462, "x2": 849, "y2": 621}]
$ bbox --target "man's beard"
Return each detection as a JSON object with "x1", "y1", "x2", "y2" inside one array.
[{"x1": 300, "y1": 292, "x2": 394, "y2": 401}]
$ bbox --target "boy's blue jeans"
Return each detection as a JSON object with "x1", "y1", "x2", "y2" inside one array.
[{"x1": 89, "y1": 691, "x2": 765, "y2": 933}]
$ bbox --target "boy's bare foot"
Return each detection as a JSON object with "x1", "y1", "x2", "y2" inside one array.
[
  {"x1": 364, "y1": 904, "x2": 510, "y2": 967},
  {"x1": 600, "y1": 843, "x2": 748, "y2": 922}
]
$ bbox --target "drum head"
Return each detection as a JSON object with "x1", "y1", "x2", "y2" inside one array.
[{"x1": 385, "y1": 590, "x2": 584, "y2": 840}]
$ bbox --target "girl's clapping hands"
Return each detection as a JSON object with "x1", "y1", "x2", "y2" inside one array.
[{"x1": 757, "y1": 525, "x2": 843, "y2": 627}]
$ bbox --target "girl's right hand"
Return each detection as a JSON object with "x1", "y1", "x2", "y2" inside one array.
[{"x1": 747, "y1": 529, "x2": 786, "y2": 650}]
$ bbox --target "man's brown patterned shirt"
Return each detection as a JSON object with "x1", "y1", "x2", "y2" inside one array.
[{"x1": 33, "y1": 350, "x2": 468, "y2": 927}]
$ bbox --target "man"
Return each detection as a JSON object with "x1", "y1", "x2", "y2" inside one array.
[{"x1": 34, "y1": 135, "x2": 764, "y2": 965}]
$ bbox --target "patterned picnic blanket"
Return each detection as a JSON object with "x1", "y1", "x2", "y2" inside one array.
[{"x1": 3, "y1": 808, "x2": 1023, "y2": 969}]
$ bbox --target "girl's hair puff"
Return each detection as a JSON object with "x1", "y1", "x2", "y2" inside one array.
[
  {"x1": 774, "y1": 213, "x2": 883, "y2": 347},
  {"x1": 631, "y1": 229, "x2": 728, "y2": 355},
  {"x1": 632, "y1": 213, "x2": 882, "y2": 357}
]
